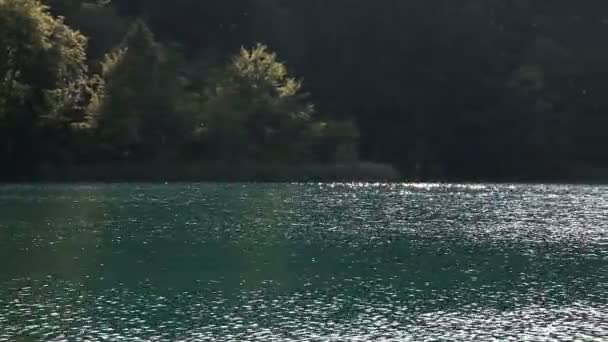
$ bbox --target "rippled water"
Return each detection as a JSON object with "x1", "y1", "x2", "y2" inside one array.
[{"x1": 0, "y1": 183, "x2": 606, "y2": 341}]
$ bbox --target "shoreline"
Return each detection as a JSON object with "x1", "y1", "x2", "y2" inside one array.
[
  {"x1": 1, "y1": 163, "x2": 607, "y2": 184},
  {"x1": 1, "y1": 162, "x2": 402, "y2": 183}
]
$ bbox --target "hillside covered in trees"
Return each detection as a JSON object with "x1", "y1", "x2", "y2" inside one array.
[{"x1": 1, "y1": 0, "x2": 607, "y2": 181}]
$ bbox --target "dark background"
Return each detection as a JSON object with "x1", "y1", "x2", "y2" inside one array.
[{"x1": 2, "y1": 0, "x2": 608, "y2": 181}]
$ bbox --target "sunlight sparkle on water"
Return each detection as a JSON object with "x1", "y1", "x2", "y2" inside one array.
[{"x1": 0, "y1": 183, "x2": 606, "y2": 341}]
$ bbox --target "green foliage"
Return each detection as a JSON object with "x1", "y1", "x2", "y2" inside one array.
[
  {"x1": 96, "y1": 20, "x2": 181, "y2": 159},
  {"x1": 53, "y1": 1, "x2": 128, "y2": 61},
  {"x1": 315, "y1": 120, "x2": 359, "y2": 162},
  {"x1": 0, "y1": 0, "x2": 96, "y2": 169},
  {"x1": 194, "y1": 44, "x2": 319, "y2": 161},
  {"x1": 3, "y1": 0, "x2": 608, "y2": 180},
  {"x1": 0, "y1": 0, "x2": 86, "y2": 115}
]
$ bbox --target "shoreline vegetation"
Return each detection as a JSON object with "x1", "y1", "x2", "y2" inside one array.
[
  {"x1": 14, "y1": 162, "x2": 402, "y2": 183},
  {"x1": 2, "y1": 162, "x2": 607, "y2": 184},
  {"x1": 2, "y1": 1, "x2": 608, "y2": 183}
]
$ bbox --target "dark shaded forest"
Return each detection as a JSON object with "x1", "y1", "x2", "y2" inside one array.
[{"x1": 1, "y1": 0, "x2": 608, "y2": 181}]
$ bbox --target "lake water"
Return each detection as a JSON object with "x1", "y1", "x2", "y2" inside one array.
[{"x1": 0, "y1": 183, "x2": 606, "y2": 341}]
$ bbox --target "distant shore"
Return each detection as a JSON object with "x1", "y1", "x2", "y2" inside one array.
[
  {"x1": 1, "y1": 162, "x2": 607, "y2": 184},
  {"x1": 3, "y1": 162, "x2": 402, "y2": 183}
]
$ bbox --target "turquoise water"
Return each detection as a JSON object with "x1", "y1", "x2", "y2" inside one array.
[{"x1": 0, "y1": 183, "x2": 606, "y2": 341}]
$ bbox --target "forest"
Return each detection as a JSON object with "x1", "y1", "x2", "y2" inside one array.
[{"x1": 1, "y1": 0, "x2": 607, "y2": 181}]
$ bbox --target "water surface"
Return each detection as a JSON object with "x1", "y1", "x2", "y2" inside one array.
[{"x1": 0, "y1": 183, "x2": 606, "y2": 341}]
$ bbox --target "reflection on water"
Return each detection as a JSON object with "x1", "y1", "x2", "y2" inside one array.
[{"x1": 0, "y1": 183, "x2": 606, "y2": 341}]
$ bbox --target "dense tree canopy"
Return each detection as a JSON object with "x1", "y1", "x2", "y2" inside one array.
[
  {"x1": 0, "y1": 0, "x2": 96, "y2": 174},
  {"x1": 1, "y1": 0, "x2": 607, "y2": 180},
  {"x1": 95, "y1": 20, "x2": 180, "y2": 160}
]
